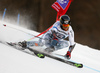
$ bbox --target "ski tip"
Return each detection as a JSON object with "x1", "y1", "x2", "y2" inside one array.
[
  {"x1": 74, "y1": 64, "x2": 83, "y2": 68},
  {"x1": 79, "y1": 64, "x2": 83, "y2": 68}
]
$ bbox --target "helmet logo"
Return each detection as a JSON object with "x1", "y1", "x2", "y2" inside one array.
[
  {"x1": 64, "y1": 20, "x2": 69, "y2": 24},
  {"x1": 58, "y1": 0, "x2": 67, "y2": 4}
]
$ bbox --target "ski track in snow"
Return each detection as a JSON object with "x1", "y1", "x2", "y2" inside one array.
[{"x1": 0, "y1": 21, "x2": 100, "y2": 73}]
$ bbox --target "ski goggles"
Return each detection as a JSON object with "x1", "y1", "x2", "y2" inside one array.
[{"x1": 62, "y1": 24, "x2": 69, "y2": 28}]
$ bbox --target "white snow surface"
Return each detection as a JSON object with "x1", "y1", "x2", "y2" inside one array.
[{"x1": 0, "y1": 21, "x2": 100, "y2": 73}]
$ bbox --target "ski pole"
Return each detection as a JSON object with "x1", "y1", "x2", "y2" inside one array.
[
  {"x1": 3, "y1": 24, "x2": 34, "y2": 36},
  {"x1": 2, "y1": 8, "x2": 6, "y2": 21},
  {"x1": 2, "y1": 23, "x2": 51, "y2": 41}
]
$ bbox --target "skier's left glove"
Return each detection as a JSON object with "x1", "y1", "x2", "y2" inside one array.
[{"x1": 65, "y1": 51, "x2": 71, "y2": 59}]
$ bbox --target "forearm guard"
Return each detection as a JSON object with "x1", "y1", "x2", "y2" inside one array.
[{"x1": 68, "y1": 44, "x2": 76, "y2": 53}]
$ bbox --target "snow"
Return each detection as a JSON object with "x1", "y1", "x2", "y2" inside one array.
[{"x1": 0, "y1": 21, "x2": 100, "y2": 73}]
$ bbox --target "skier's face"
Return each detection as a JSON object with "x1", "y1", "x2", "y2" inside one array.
[{"x1": 62, "y1": 24, "x2": 69, "y2": 31}]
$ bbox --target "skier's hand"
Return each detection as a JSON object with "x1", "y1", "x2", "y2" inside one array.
[
  {"x1": 51, "y1": 30, "x2": 57, "y2": 36},
  {"x1": 66, "y1": 51, "x2": 71, "y2": 59}
]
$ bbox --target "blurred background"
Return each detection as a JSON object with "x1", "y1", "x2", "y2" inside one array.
[{"x1": 0, "y1": 0, "x2": 100, "y2": 50}]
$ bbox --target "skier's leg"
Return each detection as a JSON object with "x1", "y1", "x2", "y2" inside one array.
[
  {"x1": 45, "y1": 39, "x2": 59, "y2": 52},
  {"x1": 17, "y1": 40, "x2": 43, "y2": 49},
  {"x1": 55, "y1": 40, "x2": 69, "y2": 51},
  {"x1": 40, "y1": 33, "x2": 56, "y2": 52},
  {"x1": 26, "y1": 41, "x2": 45, "y2": 58},
  {"x1": 26, "y1": 41, "x2": 41, "y2": 47},
  {"x1": 33, "y1": 33, "x2": 53, "y2": 57}
]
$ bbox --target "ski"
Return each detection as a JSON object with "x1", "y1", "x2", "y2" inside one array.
[
  {"x1": 0, "y1": 41, "x2": 83, "y2": 68},
  {"x1": 0, "y1": 41, "x2": 35, "y2": 56},
  {"x1": 6, "y1": 42, "x2": 45, "y2": 58},
  {"x1": 27, "y1": 47, "x2": 83, "y2": 68}
]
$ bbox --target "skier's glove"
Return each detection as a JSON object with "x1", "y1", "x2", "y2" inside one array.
[
  {"x1": 51, "y1": 30, "x2": 57, "y2": 38},
  {"x1": 66, "y1": 51, "x2": 71, "y2": 59}
]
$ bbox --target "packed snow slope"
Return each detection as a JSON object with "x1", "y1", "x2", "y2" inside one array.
[{"x1": 0, "y1": 21, "x2": 100, "y2": 73}]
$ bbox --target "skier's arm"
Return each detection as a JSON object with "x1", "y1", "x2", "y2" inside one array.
[
  {"x1": 68, "y1": 28, "x2": 76, "y2": 53},
  {"x1": 68, "y1": 44, "x2": 76, "y2": 53},
  {"x1": 39, "y1": 22, "x2": 58, "y2": 43}
]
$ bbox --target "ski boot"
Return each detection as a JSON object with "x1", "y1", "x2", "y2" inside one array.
[
  {"x1": 45, "y1": 47, "x2": 55, "y2": 52},
  {"x1": 18, "y1": 41, "x2": 27, "y2": 49},
  {"x1": 34, "y1": 47, "x2": 55, "y2": 58}
]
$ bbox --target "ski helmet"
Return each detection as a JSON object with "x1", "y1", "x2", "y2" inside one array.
[{"x1": 60, "y1": 15, "x2": 71, "y2": 27}]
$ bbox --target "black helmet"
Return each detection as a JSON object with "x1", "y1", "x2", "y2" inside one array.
[{"x1": 60, "y1": 15, "x2": 71, "y2": 25}]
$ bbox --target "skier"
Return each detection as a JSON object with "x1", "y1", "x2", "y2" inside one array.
[{"x1": 19, "y1": 15, "x2": 76, "y2": 59}]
